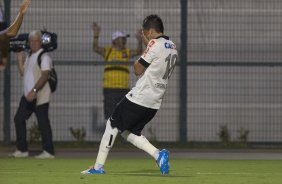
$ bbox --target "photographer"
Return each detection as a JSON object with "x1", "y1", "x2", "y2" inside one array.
[
  {"x1": 0, "y1": 0, "x2": 30, "y2": 71},
  {"x1": 10, "y1": 30, "x2": 55, "y2": 159}
]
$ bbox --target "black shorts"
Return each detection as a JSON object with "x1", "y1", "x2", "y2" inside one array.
[{"x1": 110, "y1": 97, "x2": 157, "y2": 136}]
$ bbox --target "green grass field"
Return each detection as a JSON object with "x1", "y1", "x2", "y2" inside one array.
[{"x1": 0, "y1": 158, "x2": 282, "y2": 184}]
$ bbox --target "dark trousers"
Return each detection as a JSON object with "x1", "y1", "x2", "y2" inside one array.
[
  {"x1": 103, "y1": 88, "x2": 129, "y2": 120},
  {"x1": 14, "y1": 96, "x2": 54, "y2": 155}
]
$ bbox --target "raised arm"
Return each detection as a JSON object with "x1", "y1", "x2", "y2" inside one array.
[
  {"x1": 6, "y1": 0, "x2": 30, "y2": 38},
  {"x1": 92, "y1": 22, "x2": 104, "y2": 56}
]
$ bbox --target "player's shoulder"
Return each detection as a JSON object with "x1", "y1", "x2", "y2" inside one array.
[{"x1": 147, "y1": 37, "x2": 163, "y2": 50}]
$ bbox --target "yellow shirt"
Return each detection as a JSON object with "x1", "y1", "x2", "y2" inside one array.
[{"x1": 103, "y1": 47, "x2": 131, "y2": 89}]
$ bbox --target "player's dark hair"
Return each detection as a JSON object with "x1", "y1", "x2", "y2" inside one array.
[{"x1": 142, "y1": 14, "x2": 164, "y2": 33}]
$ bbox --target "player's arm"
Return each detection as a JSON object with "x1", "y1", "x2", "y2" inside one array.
[
  {"x1": 92, "y1": 22, "x2": 104, "y2": 56},
  {"x1": 6, "y1": 0, "x2": 30, "y2": 38},
  {"x1": 134, "y1": 58, "x2": 147, "y2": 76},
  {"x1": 134, "y1": 39, "x2": 157, "y2": 76},
  {"x1": 130, "y1": 29, "x2": 142, "y2": 58}
]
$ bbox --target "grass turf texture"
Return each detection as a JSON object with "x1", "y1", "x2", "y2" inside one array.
[{"x1": 0, "y1": 158, "x2": 282, "y2": 184}]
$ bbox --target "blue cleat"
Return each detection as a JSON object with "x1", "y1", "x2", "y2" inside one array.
[
  {"x1": 81, "y1": 167, "x2": 105, "y2": 174},
  {"x1": 157, "y1": 149, "x2": 170, "y2": 175}
]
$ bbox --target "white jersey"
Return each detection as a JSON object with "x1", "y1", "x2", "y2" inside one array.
[{"x1": 126, "y1": 36, "x2": 178, "y2": 109}]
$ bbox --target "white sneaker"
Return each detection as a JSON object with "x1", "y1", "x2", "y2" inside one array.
[
  {"x1": 9, "y1": 150, "x2": 29, "y2": 158},
  {"x1": 34, "y1": 150, "x2": 55, "y2": 159}
]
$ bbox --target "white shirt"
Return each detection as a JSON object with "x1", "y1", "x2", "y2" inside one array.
[
  {"x1": 126, "y1": 36, "x2": 178, "y2": 109},
  {"x1": 23, "y1": 48, "x2": 52, "y2": 96}
]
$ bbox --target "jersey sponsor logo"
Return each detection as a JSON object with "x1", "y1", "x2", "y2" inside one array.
[
  {"x1": 143, "y1": 40, "x2": 155, "y2": 57},
  {"x1": 164, "y1": 42, "x2": 176, "y2": 49}
]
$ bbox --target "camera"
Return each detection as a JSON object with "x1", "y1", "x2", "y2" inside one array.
[
  {"x1": 9, "y1": 33, "x2": 28, "y2": 52},
  {"x1": 9, "y1": 30, "x2": 57, "y2": 52}
]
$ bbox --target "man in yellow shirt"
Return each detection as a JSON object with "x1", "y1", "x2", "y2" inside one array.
[{"x1": 92, "y1": 22, "x2": 142, "y2": 119}]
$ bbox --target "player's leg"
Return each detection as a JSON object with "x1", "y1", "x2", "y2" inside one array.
[
  {"x1": 121, "y1": 130, "x2": 159, "y2": 159},
  {"x1": 119, "y1": 102, "x2": 170, "y2": 175},
  {"x1": 81, "y1": 98, "x2": 127, "y2": 174},
  {"x1": 81, "y1": 119, "x2": 118, "y2": 174},
  {"x1": 121, "y1": 130, "x2": 170, "y2": 174},
  {"x1": 120, "y1": 103, "x2": 159, "y2": 159},
  {"x1": 95, "y1": 119, "x2": 118, "y2": 168}
]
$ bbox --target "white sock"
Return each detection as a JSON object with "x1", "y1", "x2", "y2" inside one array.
[
  {"x1": 121, "y1": 130, "x2": 159, "y2": 160},
  {"x1": 94, "y1": 119, "x2": 118, "y2": 169}
]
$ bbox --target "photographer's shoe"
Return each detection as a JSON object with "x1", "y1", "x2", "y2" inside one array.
[
  {"x1": 9, "y1": 150, "x2": 29, "y2": 158},
  {"x1": 34, "y1": 150, "x2": 55, "y2": 159}
]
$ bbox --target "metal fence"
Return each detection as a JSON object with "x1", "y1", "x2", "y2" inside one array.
[{"x1": 1, "y1": 0, "x2": 282, "y2": 144}]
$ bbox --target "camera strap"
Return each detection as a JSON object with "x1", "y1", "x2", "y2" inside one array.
[{"x1": 37, "y1": 50, "x2": 58, "y2": 92}]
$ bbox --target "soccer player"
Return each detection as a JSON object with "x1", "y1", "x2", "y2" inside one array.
[{"x1": 81, "y1": 14, "x2": 178, "y2": 175}]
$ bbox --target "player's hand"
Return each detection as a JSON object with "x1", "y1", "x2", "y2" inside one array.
[
  {"x1": 92, "y1": 22, "x2": 101, "y2": 35},
  {"x1": 135, "y1": 29, "x2": 142, "y2": 42},
  {"x1": 19, "y1": 0, "x2": 31, "y2": 14},
  {"x1": 141, "y1": 30, "x2": 149, "y2": 46}
]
